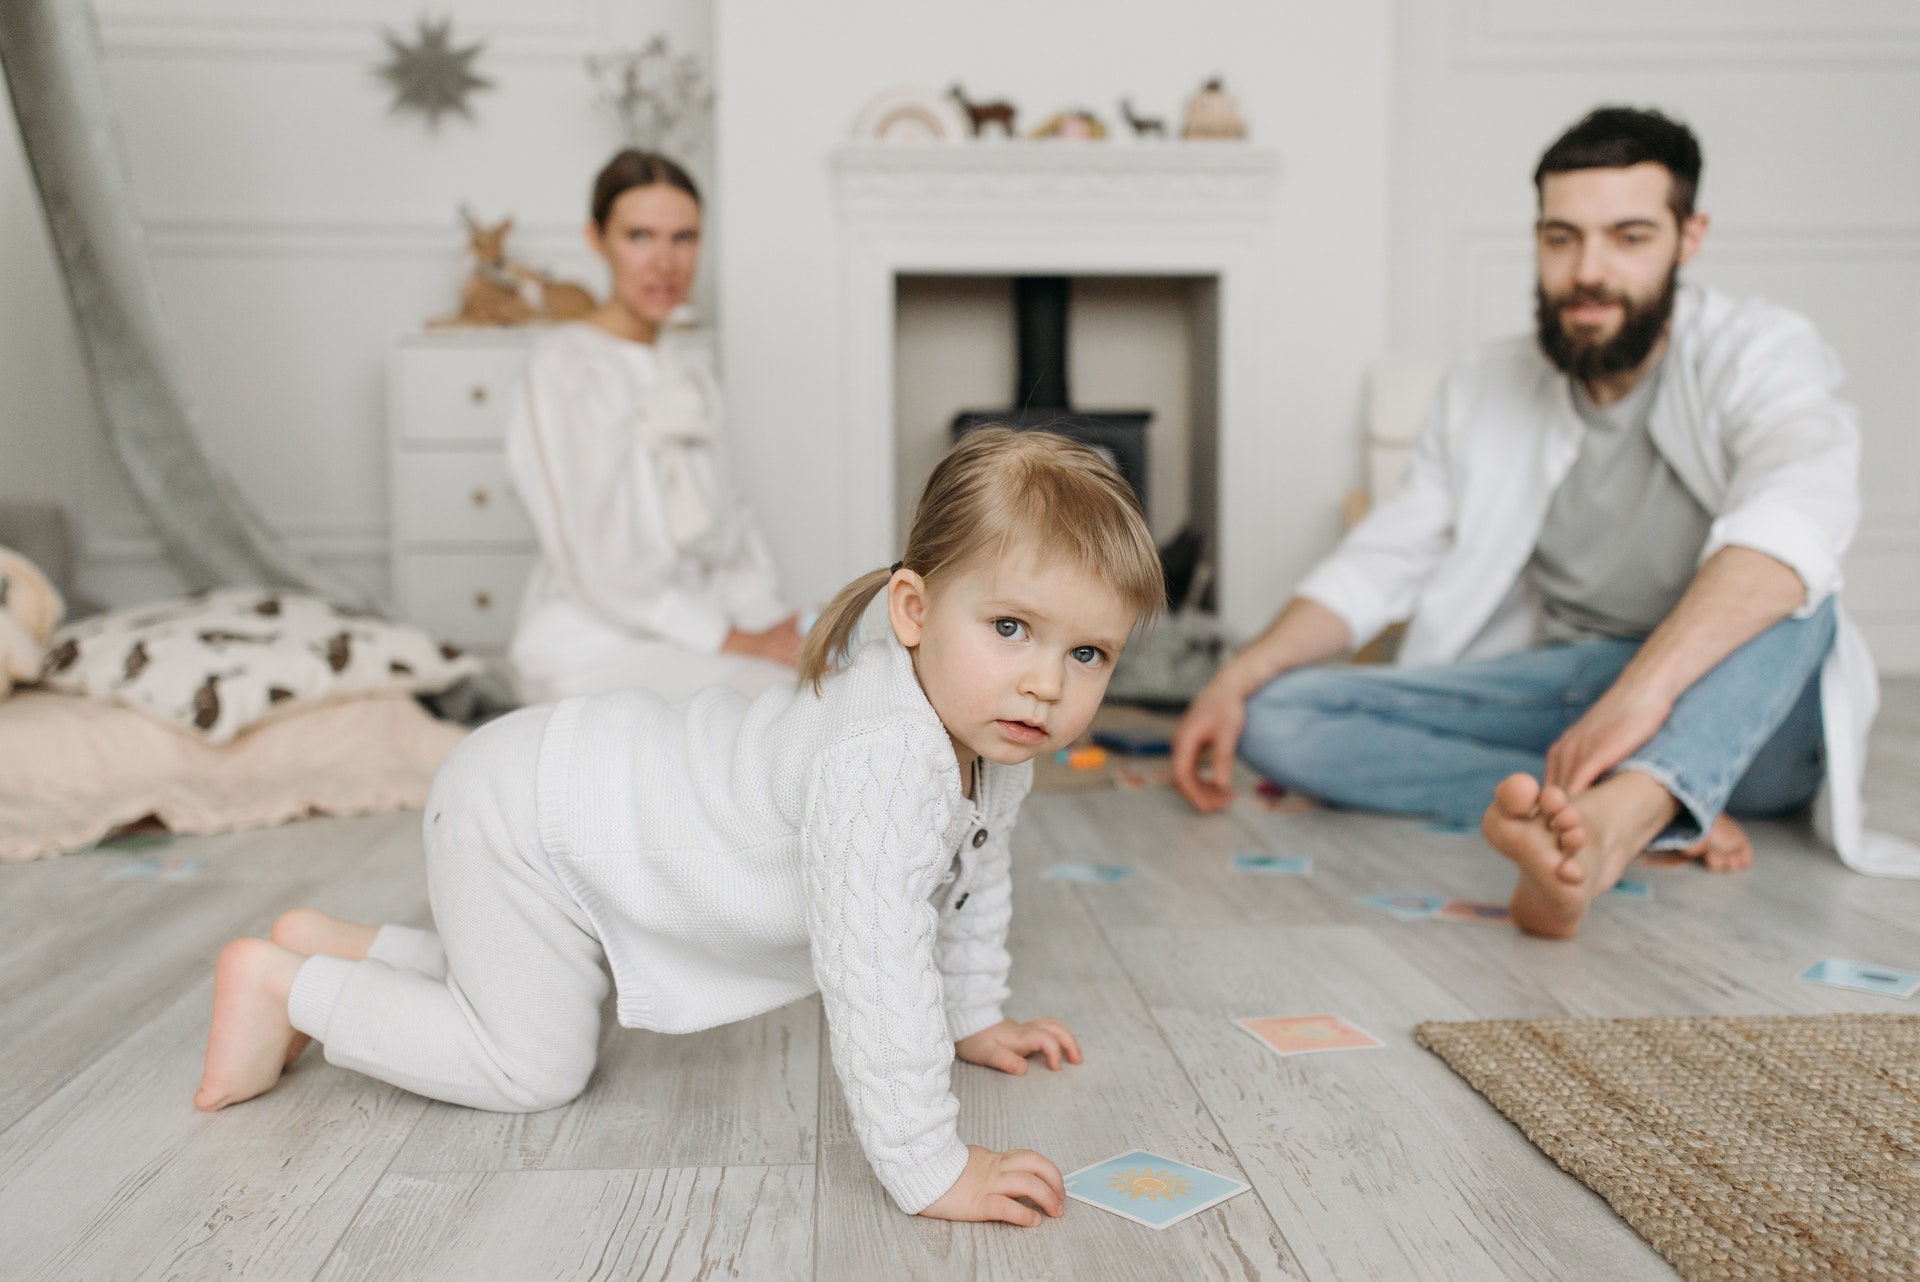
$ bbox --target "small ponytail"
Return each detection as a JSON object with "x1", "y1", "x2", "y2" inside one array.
[{"x1": 796, "y1": 565, "x2": 895, "y2": 693}]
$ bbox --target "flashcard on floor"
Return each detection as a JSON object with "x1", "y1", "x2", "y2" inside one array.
[
  {"x1": 1045, "y1": 861, "x2": 1135, "y2": 885},
  {"x1": 1359, "y1": 892, "x2": 1446, "y2": 920},
  {"x1": 1608, "y1": 878, "x2": 1652, "y2": 899},
  {"x1": 1113, "y1": 766, "x2": 1173, "y2": 792},
  {"x1": 1236, "y1": 1013, "x2": 1384, "y2": 1058},
  {"x1": 1637, "y1": 851, "x2": 1690, "y2": 869},
  {"x1": 1231, "y1": 853, "x2": 1310, "y2": 876},
  {"x1": 1435, "y1": 899, "x2": 1512, "y2": 926},
  {"x1": 1064, "y1": 1149, "x2": 1251, "y2": 1229},
  {"x1": 107, "y1": 856, "x2": 206, "y2": 881},
  {"x1": 1798, "y1": 958, "x2": 1920, "y2": 998}
]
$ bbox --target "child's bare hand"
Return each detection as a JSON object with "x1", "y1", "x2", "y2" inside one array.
[
  {"x1": 919, "y1": 1144, "x2": 1066, "y2": 1226},
  {"x1": 955, "y1": 1017, "x2": 1083, "y2": 1075}
]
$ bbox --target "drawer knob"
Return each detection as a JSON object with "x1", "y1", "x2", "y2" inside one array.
[
  {"x1": 471, "y1": 487, "x2": 490, "y2": 509},
  {"x1": 469, "y1": 384, "x2": 489, "y2": 405},
  {"x1": 473, "y1": 590, "x2": 493, "y2": 611}
]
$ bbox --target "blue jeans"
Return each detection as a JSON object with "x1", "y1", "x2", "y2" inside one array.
[{"x1": 1239, "y1": 600, "x2": 1835, "y2": 846}]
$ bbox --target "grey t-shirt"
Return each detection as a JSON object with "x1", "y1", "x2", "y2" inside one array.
[{"x1": 1530, "y1": 359, "x2": 1713, "y2": 642}]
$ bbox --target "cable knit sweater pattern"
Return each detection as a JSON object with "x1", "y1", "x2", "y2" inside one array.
[{"x1": 533, "y1": 627, "x2": 1030, "y2": 1212}]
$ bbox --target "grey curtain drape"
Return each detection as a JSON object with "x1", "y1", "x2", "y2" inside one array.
[{"x1": 0, "y1": 0, "x2": 369, "y2": 609}]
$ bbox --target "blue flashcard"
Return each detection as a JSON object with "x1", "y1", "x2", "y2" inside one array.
[
  {"x1": 1798, "y1": 958, "x2": 1920, "y2": 999},
  {"x1": 1045, "y1": 862, "x2": 1135, "y2": 885},
  {"x1": 1064, "y1": 1149, "x2": 1250, "y2": 1229},
  {"x1": 1359, "y1": 892, "x2": 1445, "y2": 921},
  {"x1": 1231, "y1": 853, "x2": 1311, "y2": 876},
  {"x1": 108, "y1": 856, "x2": 206, "y2": 882},
  {"x1": 1608, "y1": 879, "x2": 1652, "y2": 899}
]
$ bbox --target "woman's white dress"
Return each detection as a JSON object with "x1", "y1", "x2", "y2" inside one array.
[{"x1": 505, "y1": 323, "x2": 791, "y2": 704}]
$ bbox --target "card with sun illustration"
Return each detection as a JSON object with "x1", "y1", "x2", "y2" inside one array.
[
  {"x1": 1235, "y1": 1013, "x2": 1385, "y2": 1057},
  {"x1": 1064, "y1": 1149, "x2": 1251, "y2": 1229}
]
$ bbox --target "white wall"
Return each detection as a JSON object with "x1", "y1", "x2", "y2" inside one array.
[
  {"x1": 0, "y1": 0, "x2": 711, "y2": 608},
  {"x1": 1389, "y1": 0, "x2": 1920, "y2": 670},
  {"x1": 715, "y1": 0, "x2": 1393, "y2": 616}
]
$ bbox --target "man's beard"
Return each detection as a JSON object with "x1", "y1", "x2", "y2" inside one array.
[{"x1": 1535, "y1": 264, "x2": 1678, "y2": 381}]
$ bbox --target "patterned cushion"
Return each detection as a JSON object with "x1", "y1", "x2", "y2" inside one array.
[{"x1": 39, "y1": 588, "x2": 483, "y2": 744}]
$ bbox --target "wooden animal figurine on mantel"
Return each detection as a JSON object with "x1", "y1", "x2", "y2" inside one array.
[
  {"x1": 432, "y1": 207, "x2": 598, "y2": 328},
  {"x1": 948, "y1": 83, "x2": 1017, "y2": 137},
  {"x1": 1181, "y1": 77, "x2": 1248, "y2": 140},
  {"x1": 1119, "y1": 98, "x2": 1165, "y2": 138}
]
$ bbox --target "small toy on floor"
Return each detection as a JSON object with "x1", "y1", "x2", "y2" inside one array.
[{"x1": 1054, "y1": 744, "x2": 1108, "y2": 770}]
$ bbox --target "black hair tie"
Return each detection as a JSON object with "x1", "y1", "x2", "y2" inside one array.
[{"x1": 889, "y1": 561, "x2": 904, "y2": 574}]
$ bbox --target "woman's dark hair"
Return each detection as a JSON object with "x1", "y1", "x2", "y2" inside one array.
[
  {"x1": 1534, "y1": 106, "x2": 1702, "y2": 226},
  {"x1": 590, "y1": 149, "x2": 701, "y2": 229}
]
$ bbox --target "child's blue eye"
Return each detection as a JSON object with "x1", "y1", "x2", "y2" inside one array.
[
  {"x1": 1071, "y1": 645, "x2": 1104, "y2": 666},
  {"x1": 994, "y1": 618, "x2": 1022, "y2": 639}
]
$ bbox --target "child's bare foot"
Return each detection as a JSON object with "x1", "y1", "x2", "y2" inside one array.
[
  {"x1": 1680, "y1": 814, "x2": 1754, "y2": 872},
  {"x1": 1483, "y1": 775, "x2": 1588, "y2": 939},
  {"x1": 270, "y1": 908, "x2": 378, "y2": 960},
  {"x1": 194, "y1": 938, "x2": 307, "y2": 1111}
]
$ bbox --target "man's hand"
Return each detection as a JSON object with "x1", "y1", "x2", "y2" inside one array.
[
  {"x1": 955, "y1": 1018, "x2": 1083, "y2": 1075},
  {"x1": 919, "y1": 1144, "x2": 1066, "y2": 1227},
  {"x1": 1546, "y1": 679, "x2": 1673, "y2": 795},
  {"x1": 723, "y1": 615, "x2": 803, "y2": 667},
  {"x1": 1171, "y1": 679, "x2": 1246, "y2": 812}
]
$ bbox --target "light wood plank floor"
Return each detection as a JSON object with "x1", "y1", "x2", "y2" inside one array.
[{"x1": 3, "y1": 680, "x2": 1917, "y2": 1280}]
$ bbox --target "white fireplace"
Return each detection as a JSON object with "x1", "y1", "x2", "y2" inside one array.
[{"x1": 831, "y1": 143, "x2": 1279, "y2": 630}]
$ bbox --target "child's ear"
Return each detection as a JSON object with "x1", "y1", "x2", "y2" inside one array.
[{"x1": 887, "y1": 570, "x2": 930, "y2": 648}]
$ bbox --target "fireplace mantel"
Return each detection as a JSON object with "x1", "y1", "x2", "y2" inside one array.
[{"x1": 831, "y1": 142, "x2": 1280, "y2": 629}]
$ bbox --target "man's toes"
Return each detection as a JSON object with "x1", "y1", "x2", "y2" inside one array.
[{"x1": 1492, "y1": 773, "x2": 1542, "y2": 819}]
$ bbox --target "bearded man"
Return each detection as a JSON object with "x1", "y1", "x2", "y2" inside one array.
[{"x1": 1172, "y1": 106, "x2": 1917, "y2": 937}]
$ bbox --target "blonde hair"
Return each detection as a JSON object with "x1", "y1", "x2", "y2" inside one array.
[{"x1": 797, "y1": 427, "x2": 1164, "y2": 691}]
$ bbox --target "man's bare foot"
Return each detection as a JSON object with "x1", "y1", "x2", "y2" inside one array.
[
  {"x1": 1485, "y1": 771, "x2": 1680, "y2": 940},
  {"x1": 194, "y1": 938, "x2": 307, "y2": 1111},
  {"x1": 1679, "y1": 814, "x2": 1755, "y2": 872},
  {"x1": 1483, "y1": 775, "x2": 1589, "y2": 939}
]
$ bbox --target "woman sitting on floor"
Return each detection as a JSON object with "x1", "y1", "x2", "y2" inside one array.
[{"x1": 506, "y1": 149, "x2": 800, "y2": 704}]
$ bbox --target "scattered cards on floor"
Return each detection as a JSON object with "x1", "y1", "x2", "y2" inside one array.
[
  {"x1": 1360, "y1": 892, "x2": 1446, "y2": 920},
  {"x1": 1064, "y1": 1149, "x2": 1251, "y2": 1230},
  {"x1": 1435, "y1": 899, "x2": 1511, "y2": 926},
  {"x1": 1231, "y1": 853, "x2": 1310, "y2": 876},
  {"x1": 1798, "y1": 958, "x2": 1920, "y2": 999},
  {"x1": 1113, "y1": 766, "x2": 1173, "y2": 792},
  {"x1": 1608, "y1": 878, "x2": 1652, "y2": 899},
  {"x1": 1045, "y1": 861, "x2": 1135, "y2": 885},
  {"x1": 1236, "y1": 1013, "x2": 1384, "y2": 1057},
  {"x1": 108, "y1": 856, "x2": 206, "y2": 881}
]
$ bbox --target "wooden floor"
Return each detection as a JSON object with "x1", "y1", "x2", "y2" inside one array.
[{"x1": 3, "y1": 681, "x2": 1917, "y2": 1281}]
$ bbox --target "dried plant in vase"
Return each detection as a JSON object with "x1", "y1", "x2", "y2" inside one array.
[{"x1": 587, "y1": 35, "x2": 713, "y2": 155}]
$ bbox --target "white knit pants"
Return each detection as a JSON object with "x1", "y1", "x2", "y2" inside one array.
[{"x1": 286, "y1": 703, "x2": 610, "y2": 1112}]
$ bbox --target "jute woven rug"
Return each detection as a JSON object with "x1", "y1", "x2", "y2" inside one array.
[{"x1": 1414, "y1": 1014, "x2": 1920, "y2": 1281}]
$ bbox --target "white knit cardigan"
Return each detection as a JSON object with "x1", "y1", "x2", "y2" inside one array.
[{"x1": 535, "y1": 622, "x2": 1029, "y2": 1212}]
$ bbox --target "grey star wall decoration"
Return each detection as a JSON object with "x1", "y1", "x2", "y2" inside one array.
[{"x1": 376, "y1": 15, "x2": 492, "y2": 129}]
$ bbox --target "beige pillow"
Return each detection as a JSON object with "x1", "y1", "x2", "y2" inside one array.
[
  {"x1": 40, "y1": 588, "x2": 483, "y2": 744},
  {"x1": 0, "y1": 689, "x2": 466, "y2": 863}
]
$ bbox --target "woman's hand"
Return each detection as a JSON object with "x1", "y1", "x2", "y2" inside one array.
[
  {"x1": 918, "y1": 1144, "x2": 1066, "y2": 1226},
  {"x1": 723, "y1": 615, "x2": 803, "y2": 667},
  {"x1": 956, "y1": 1018, "x2": 1083, "y2": 1075}
]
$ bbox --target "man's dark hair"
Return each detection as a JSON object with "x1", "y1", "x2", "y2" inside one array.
[{"x1": 1534, "y1": 106, "x2": 1702, "y2": 226}]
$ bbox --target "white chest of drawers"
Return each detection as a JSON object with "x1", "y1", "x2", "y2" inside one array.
[{"x1": 387, "y1": 330, "x2": 540, "y2": 654}]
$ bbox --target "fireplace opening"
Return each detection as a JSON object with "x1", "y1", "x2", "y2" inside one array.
[{"x1": 895, "y1": 273, "x2": 1219, "y2": 612}]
